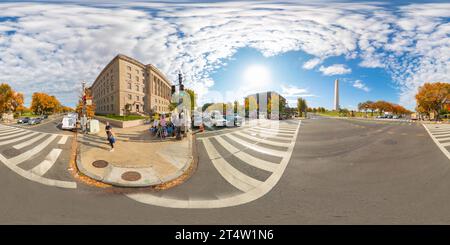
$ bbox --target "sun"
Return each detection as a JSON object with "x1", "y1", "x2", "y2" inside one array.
[{"x1": 243, "y1": 65, "x2": 271, "y2": 89}]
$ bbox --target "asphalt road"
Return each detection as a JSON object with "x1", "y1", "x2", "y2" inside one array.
[{"x1": 1, "y1": 115, "x2": 450, "y2": 224}]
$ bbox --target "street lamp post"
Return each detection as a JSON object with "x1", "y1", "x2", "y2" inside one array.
[{"x1": 81, "y1": 81, "x2": 87, "y2": 133}]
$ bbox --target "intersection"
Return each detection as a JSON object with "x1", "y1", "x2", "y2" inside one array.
[{"x1": 1, "y1": 116, "x2": 450, "y2": 224}]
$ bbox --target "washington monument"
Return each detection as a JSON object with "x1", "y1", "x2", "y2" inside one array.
[{"x1": 334, "y1": 79, "x2": 339, "y2": 110}]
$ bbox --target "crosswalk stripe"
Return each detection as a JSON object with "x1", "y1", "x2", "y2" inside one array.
[
  {"x1": 437, "y1": 137, "x2": 450, "y2": 142},
  {"x1": 30, "y1": 148, "x2": 62, "y2": 176},
  {"x1": 442, "y1": 142, "x2": 450, "y2": 147},
  {"x1": 203, "y1": 138, "x2": 262, "y2": 192},
  {"x1": 0, "y1": 132, "x2": 40, "y2": 146},
  {"x1": 214, "y1": 136, "x2": 279, "y2": 172},
  {"x1": 254, "y1": 126, "x2": 296, "y2": 133},
  {"x1": 431, "y1": 131, "x2": 450, "y2": 136},
  {"x1": 58, "y1": 135, "x2": 69, "y2": 144},
  {"x1": 0, "y1": 130, "x2": 29, "y2": 140},
  {"x1": 248, "y1": 128, "x2": 293, "y2": 137},
  {"x1": 233, "y1": 131, "x2": 291, "y2": 147},
  {"x1": 13, "y1": 133, "x2": 48, "y2": 150},
  {"x1": 8, "y1": 134, "x2": 57, "y2": 165},
  {"x1": 0, "y1": 153, "x2": 76, "y2": 189},
  {"x1": 240, "y1": 130, "x2": 292, "y2": 141},
  {"x1": 429, "y1": 129, "x2": 450, "y2": 133},
  {"x1": 435, "y1": 133, "x2": 450, "y2": 138},
  {"x1": 0, "y1": 128, "x2": 23, "y2": 136},
  {"x1": 0, "y1": 127, "x2": 20, "y2": 132},
  {"x1": 224, "y1": 134, "x2": 287, "y2": 157}
]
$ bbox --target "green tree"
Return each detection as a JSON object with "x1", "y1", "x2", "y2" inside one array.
[{"x1": 297, "y1": 97, "x2": 308, "y2": 117}]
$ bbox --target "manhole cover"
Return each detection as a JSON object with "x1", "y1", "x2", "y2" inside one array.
[
  {"x1": 121, "y1": 171, "x2": 141, "y2": 181},
  {"x1": 92, "y1": 160, "x2": 109, "y2": 168}
]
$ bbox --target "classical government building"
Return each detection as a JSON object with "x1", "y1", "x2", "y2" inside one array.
[
  {"x1": 90, "y1": 54, "x2": 172, "y2": 116},
  {"x1": 245, "y1": 91, "x2": 287, "y2": 119}
]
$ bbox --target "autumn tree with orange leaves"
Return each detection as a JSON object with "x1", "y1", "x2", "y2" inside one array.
[
  {"x1": 415, "y1": 82, "x2": 450, "y2": 120},
  {"x1": 0, "y1": 83, "x2": 25, "y2": 115},
  {"x1": 76, "y1": 87, "x2": 95, "y2": 118},
  {"x1": 30, "y1": 92, "x2": 62, "y2": 115}
]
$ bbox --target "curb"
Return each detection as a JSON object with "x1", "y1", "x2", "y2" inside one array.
[{"x1": 75, "y1": 133, "x2": 195, "y2": 188}]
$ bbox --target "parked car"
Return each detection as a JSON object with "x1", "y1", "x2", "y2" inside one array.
[
  {"x1": 17, "y1": 117, "x2": 30, "y2": 124},
  {"x1": 28, "y1": 117, "x2": 42, "y2": 125},
  {"x1": 40, "y1": 114, "x2": 48, "y2": 119},
  {"x1": 210, "y1": 111, "x2": 227, "y2": 127}
]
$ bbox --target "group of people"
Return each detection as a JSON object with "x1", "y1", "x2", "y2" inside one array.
[{"x1": 150, "y1": 110, "x2": 190, "y2": 140}]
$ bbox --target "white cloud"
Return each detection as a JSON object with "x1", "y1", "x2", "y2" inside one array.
[
  {"x1": 319, "y1": 64, "x2": 352, "y2": 76},
  {"x1": 302, "y1": 58, "x2": 322, "y2": 70},
  {"x1": 352, "y1": 80, "x2": 370, "y2": 92},
  {"x1": 0, "y1": 1, "x2": 448, "y2": 109}
]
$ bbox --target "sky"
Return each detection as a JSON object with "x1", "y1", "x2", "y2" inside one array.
[{"x1": 0, "y1": 0, "x2": 449, "y2": 110}]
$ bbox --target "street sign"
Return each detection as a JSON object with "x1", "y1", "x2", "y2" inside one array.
[{"x1": 86, "y1": 99, "x2": 92, "y2": 106}]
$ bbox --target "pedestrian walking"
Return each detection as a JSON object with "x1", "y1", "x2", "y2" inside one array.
[{"x1": 106, "y1": 126, "x2": 115, "y2": 152}]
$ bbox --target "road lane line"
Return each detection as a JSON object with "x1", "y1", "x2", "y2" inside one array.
[
  {"x1": 202, "y1": 138, "x2": 262, "y2": 192},
  {"x1": 0, "y1": 153, "x2": 76, "y2": 189},
  {"x1": 0, "y1": 132, "x2": 39, "y2": 146},
  {"x1": 9, "y1": 134, "x2": 57, "y2": 165},
  {"x1": 58, "y1": 135, "x2": 69, "y2": 145},
  {"x1": 30, "y1": 149, "x2": 62, "y2": 176},
  {"x1": 233, "y1": 131, "x2": 291, "y2": 147},
  {"x1": 13, "y1": 133, "x2": 48, "y2": 150},
  {"x1": 215, "y1": 136, "x2": 279, "y2": 172}
]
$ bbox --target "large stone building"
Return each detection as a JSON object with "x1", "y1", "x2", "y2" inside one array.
[{"x1": 90, "y1": 54, "x2": 172, "y2": 116}]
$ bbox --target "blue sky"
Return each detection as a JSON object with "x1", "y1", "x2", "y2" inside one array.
[{"x1": 0, "y1": 1, "x2": 449, "y2": 110}]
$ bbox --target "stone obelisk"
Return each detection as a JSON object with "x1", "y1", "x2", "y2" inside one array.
[{"x1": 334, "y1": 79, "x2": 339, "y2": 110}]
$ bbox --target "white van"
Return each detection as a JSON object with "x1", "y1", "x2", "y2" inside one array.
[{"x1": 61, "y1": 115, "x2": 77, "y2": 130}]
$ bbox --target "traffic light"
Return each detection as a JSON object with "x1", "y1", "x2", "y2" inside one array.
[
  {"x1": 171, "y1": 85, "x2": 176, "y2": 94},
  {"x1": 180, "y1": 84, "x2": 184, "y2": 91}
]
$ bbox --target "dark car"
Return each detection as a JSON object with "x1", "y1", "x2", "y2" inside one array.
[
  {"x1": 28, "y1": 117, "x2": 42, "y2": 125},
  {"x1": 17, "y1": 117, "x2": 30, "y2": 124},
  {"x1": 41, "y1": 114, "x2": 48, "y2": 119}
]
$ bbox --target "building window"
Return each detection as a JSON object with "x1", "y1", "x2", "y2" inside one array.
[
  {"x1": 127, "y1": 73, "x2": 131, "y2": 79},
  {"x1": 136, "y1": 76, "x2": 139, "y2": 82},
  {"x1": 128, "y1": 83, "x2": 131, "y2": 89},
  {"x1": 127, "y1": 66, "x2": 131, "y2": 71},
  {"x1": 136, "y1": 95, "x2": 139, "y2": 101},
  {"x1": 111, "y1": 104, "x2": 113, "y2": 111},
  {"x1": 107, "y1": 105, "x2": 109, "y2": 111},
  {"x1": 128, "y1": 94, "x2": 132, "y2": 100},
  {"x1": 136, "y1": 69, "x2": 139, "y2": 74},
  {"x1": 136, "y1": 85, "x2": 139, "y2": 91}
]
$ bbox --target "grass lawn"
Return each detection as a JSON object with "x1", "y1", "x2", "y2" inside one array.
[
  {"x1": 318, "y1": 111, "x2": 377, "y2": 118},
  {"x1": 18, "y1": 112, "x2": 41, "y2": 118},
  {"x1": 97, "y1": 114, "x2": 149, "y2": 121}
]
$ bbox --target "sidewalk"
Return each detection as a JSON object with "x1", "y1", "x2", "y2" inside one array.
[{"x1": 76, "y1": 122, "x2": 193, "y2": 187}]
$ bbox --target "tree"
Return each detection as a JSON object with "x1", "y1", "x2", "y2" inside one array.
[
  {"x1": 297, "y1": 97, "x2": 308, "y2": 117},
  {"x1": 75, "y1": 88, "x2": 95, "y2": 118},
  {"x1": 31, "y1": 92, "x2": 62, "y2": 115},
  {"x1": 184, "y1": 89, "x2": 196, "y2": 111},
  {"x1": 416, "y1": 82, "x2": 450, "y2": 121},
  {"x1": 202, "y1": 103, "x2": 214, "y2": 112},
  {"x1": 11, "y1": 92, "x2": 25, "y2": 115},
  {"x1": 0, "y1": 83, "x2": 14, "y2": 114}
]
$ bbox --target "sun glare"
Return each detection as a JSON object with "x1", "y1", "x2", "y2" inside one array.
[{"x1": 243, "y1": 65, "x2": 271, "y2": 89}]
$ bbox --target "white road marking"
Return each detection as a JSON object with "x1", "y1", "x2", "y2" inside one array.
[
  {"x1": 203, "y1": 138, "x2": 262, "y2": 192},
  {"x1": 0, "y1": 153, "x2": 76, "y2": 189},
  {"x1": 436, "y1": 137, "x2": 450, "y2": 142},
  {"x1": 0, "y1": 128, "x2": 23, "y2": 136},
  {"x1": 214, "y1": 136, "x2": 279, "y2": 172},
  {"x1": 233, "y1": 131, "x2": 291, "y2": 147},
  {"x1": 9, "y1": 134, "x2": 57, "y2": 165},
  {"x1": 30, "y1": 149, "x2": 62, "y2": 176},
  {"x1": 248, "y1": 128, "x2": 293, "y2": 137},
  {"x1": 254, "y1": 126, "x2": 296, "y2": 133},
  {"x1": 423, "y1": 124, "x2": 450, "y2": 160},
  {"x1": 0, "y1": 130, "x2": 29, "y2": 140},
  {"x1": 13, "y1": 133, "x2": 48, "y2": 150},
  {"x1": 126, "y1": 120, "x2": 301, "y2": 208},
  {"x1": 435, "y1": 133, "x2": 450, "y2": 138},
  {"x1": 225, "y1": 133, "x2": 287, "y2": 156},
  {"x1": 0, "y1": 127, "x2": 22, "y2": 133},
  {"x1": 0, "y1": 132, "x2": 39, "y2": 146},
  {"x1": 58, "y1": 135, "x2": 69, "y2": 145}
]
